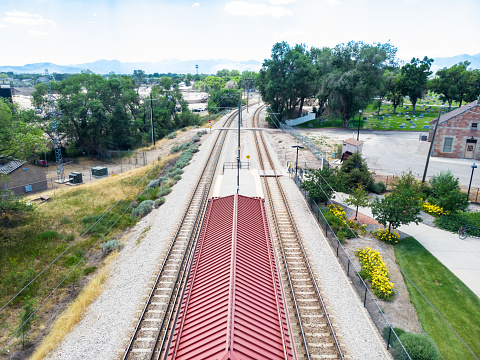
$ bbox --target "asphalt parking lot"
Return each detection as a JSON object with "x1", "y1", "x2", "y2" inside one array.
[{"x1": 302, "y1": 128, "x2": 479, "y2": 189}]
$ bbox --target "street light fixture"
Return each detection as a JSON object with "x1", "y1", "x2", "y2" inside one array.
[
  {"x1": 468, "y1": 163, "x2": 477, "y2": 199},
  {"x1": 356, "y1": 109, "x2": 363, "y2": 141},
  {"x1": 291, "y1": 145, "x2": 304, "y2": 177}
]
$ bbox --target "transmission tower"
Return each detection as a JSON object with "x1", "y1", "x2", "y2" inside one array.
[{"x1": 45, "y1": 69, "x2": 64, "y2": 181}]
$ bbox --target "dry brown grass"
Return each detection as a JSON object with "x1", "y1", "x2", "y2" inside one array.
[{"x1": 29, "y1": 250, "x2": 119, "y2": 360}]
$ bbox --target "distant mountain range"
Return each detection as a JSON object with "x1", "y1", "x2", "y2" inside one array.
[
  {"x1": 430, "y1": 53, "x2": 480, "y2": 73},
  {"x1": 1, "y1": 53, "x2": 479, "y2": 75},
  {"x1": 0, "y1": 58, "x2": 263, "y2": 75}
]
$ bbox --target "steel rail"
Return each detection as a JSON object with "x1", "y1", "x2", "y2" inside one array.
[
  {"x1": 122, "y1": 110, "x2": 238, "y2": 360},
  {"x1": 252, "y1": 106, "x2": 344, "y2": 360}
]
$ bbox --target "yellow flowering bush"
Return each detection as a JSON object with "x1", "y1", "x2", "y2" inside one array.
[
  {"x1": 421, "y1": 200, "x2": 449, "y2": 217},
  {"x1": 355, "y1": 247, "x2": 395, "y2": 300},
  {"x1": 327, "y1": 204, "x2": 347, "y2": 225},
  {"x1": 373, "y1": 228, "x2": 399, "y2": 245}
]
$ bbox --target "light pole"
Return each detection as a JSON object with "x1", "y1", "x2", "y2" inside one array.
[
  {"x1": 422, "y1": 105, "x2": 444, "y2": 184},
  {"x1": 356, "y1": 109, "x2": 363, "y2": 141},
  {"x1": 468, "y1": 163, "x2": 477, "y2": 199},
  {"x1": 292, "y1": 145, "x2": 304, "y2": 177}
]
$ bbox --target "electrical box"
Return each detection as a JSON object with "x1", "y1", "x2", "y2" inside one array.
[
  {"x1": 69, "y1": 172, "x2": 83, "y2": 184},
  {"x1": 91, "y1": 166, "x2": 108, "y2": 177}
]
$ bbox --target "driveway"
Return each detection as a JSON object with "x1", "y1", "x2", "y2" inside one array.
[{"x1": 301, "y1": 128, "x2": 479, "y2": 189}]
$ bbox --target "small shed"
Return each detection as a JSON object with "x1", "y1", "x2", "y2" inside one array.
[
  {"x1": 0, "y1": 158, "x2": 48, "y2": 195},
  {"x1": 341, "y1": 138, "x2": 363, "y2": 161}
]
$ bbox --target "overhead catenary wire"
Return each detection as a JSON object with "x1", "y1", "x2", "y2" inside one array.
[
  {"x1": 0, "y1": 160, "x2": 162, "y2": 313},
  {"x1": 306, "y1": 168, "x2": 478, "y2": 360},
  {"x1": 0, "y1": 160, "x2": 165, "y2": 353}
]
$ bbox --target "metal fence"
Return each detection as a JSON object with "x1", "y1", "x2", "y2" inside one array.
[
  {"x1": 290, "y1": 174, "x2": 442, "y2": 360},
  {"x1": 10, "y1": 151, "x2": 150, "y2": 195},
  {"x1": 278, "y1": 122, "x2": 326, "y2": 165}
]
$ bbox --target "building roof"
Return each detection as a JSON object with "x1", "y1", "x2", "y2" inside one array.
[
  {"x1": 343, "y1": 138, "x2": 363, "y2": 146},
  {"x1": 167, "y1": 194, "x2": 295, "y2": 360},
  {"x1": 0, "y1": 160, "x2": 26, "y2": 175},
  {"x1": 431, "y1": 100, "x2": 480, "y2": 126}
]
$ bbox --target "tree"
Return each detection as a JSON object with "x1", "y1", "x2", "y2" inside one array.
[
  {"x1": 398, "y1": 57, "x2": 433, "y2": 114},
  {"x1": 184, "y1": 73, "x2": 192, "y2": 86},
  {"x1": 300, "y1": 167, "x2": 336, "y2": 203},
  {"x1": 0, "y1": 99, "x2": 48, "y2": 160},
  {"x1": 327, "y1": 41, "x2": 397, "y2": 127},
  {"x1": 429, "y1": 170, "x2": 469, "y2": 212},
  {"x1": 430, "y1": 62, "x2": 470, "y2": 110},
  {"x1": 345, "y1": 183, "x2": 370, "y2": 219},
  {"x1": 465, "y1": 69, "x2": 480, "y2": 103},
  {"x1": 338, "y1": 152, "x2": 375, "y2": 192},
  {"x1": 133, "y1": 69, "x2": 146, "y2": 94},
  {"x1": 371, "y1": 171, "x2": 423, "y2": 232},
  {"x1": 207, "y1": 88, "x2": 241, "y2": 113},
  {"x1": 384, "y1": 69, "x2": 404, "y2": 114}
]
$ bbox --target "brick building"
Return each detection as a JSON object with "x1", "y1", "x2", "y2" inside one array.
[
  {"x1": 428, "y1": 98, "x2": 480, "y2": 160},
  {"x1": 1, "y1": 159, "x2": 48, "y2": 195}
]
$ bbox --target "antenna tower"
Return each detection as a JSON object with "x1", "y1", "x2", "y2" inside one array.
[{"x1": 45, "y1": 69, "x2": 64, "y2": 181}]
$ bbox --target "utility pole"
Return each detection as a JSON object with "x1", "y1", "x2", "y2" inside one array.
[
  {"x1": 422, "y1": 106, "x2": 443, "y2": 184},
  {"x1": 45, "y1": 69, "x2": 64, "y2": 182},
  {"x1": 144, "y1": 98, "x2": 157, "y2": 146}
]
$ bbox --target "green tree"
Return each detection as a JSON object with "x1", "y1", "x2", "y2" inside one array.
[
  {"x1": 371, "y1": 171, "x2": 423, "y2": 232},
  {"x1": 430, "y1": 62, "x2": 471, "y2": 110},
  {"x1": 327, "y1": 41, "x2": 397, "y2": 127},
  {"x1": 133, "y1": 69, "x2": 146, "y2": 94},
  {"x1": 465, "y1": 68, "x2": 480, "y2": 103},
  {"x1": 338, "y1": 152, "x2": 375, "y2": 192},
  {"x1": 300, "y1": 167, "x2": 336, "y2": 204},
  {"x1": 184, "y1": 73, "x2": 192, "y2": 86},
  {"x1": 399, "y1": 57, "x2": 433, "y2": 114},
  {"x1": 207, "y1": 88, "x2": 241, "y2": 113},
  {"x1": 384, "y1": 69, "x2": 404, "y2": 114},
  {"x1": 345, "y1": 183, "x2": 370, "y2": 219},
  {"x1": 429, "y1": 170, "x2": 469, "y2": 212}
]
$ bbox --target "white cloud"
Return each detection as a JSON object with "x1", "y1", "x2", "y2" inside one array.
[
  {"x1": 273, "y1": 29, "x2": 303, "y2": 41},
  {"x1": 93, "y1": 13, "x2": 98, "y2": 17},
  {"x1": 192, "y1": 2, "x2": 200, "y2": 7},
  {"x1": 28, "y1": 29, "x2": 49, "y2": 36},
  {"x1": 2, "y1": 10, "x2": 56, "y2": 26},
  {"x1": 0, "y1": 23, "x2": 8, "y2": 28},
  {"x1": 404, "y1": 0, "x2": 420, "y2": 2},
  {"x1": 325, "y1": 0, "x2": 340, "y2": 5},
  {"x1": 268, "y1": 0, "x2": 295, "y2": 4},
  {"x1": 225, "y1": 1, "x2": 292, "y2": 18}
]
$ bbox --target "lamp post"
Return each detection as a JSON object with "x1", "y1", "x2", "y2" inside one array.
[
  {"x1": 422, "y1": 105, "x2": 444, "y2": 184},
  {"x1": 291, "y1": 145, "x2": 304, "y2": 177},
  {"x1": 356, "y1": 109, "x2": 363, "y2": 141},
  {"x1": 468, "y1": 163, "x2": 477, "y2": 199}
]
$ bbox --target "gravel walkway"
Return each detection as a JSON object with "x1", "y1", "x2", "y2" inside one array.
[{"x1": 45, "y1": 118, "x2": 222, "y2": 360}]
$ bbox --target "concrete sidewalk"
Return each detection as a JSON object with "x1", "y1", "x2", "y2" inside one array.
[{"x1": 346, "y1": 204, "x2": 480, "y2": 298}]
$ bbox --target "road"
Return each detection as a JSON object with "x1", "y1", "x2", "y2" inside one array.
[{"x1": 301, "y1": 128, "x2": 479, "y2": 189}]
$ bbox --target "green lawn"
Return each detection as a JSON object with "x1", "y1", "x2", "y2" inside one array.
[
  {"x1": 395, "y1": 237, "x2": 480, "y2": 360},
  {"x1": 299, "y1": 93, "x2": 463, "y2": 132}
]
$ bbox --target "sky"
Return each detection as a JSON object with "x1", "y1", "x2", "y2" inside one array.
[{"x1": 1, "y1": 0, "x2": 479, "y2": 67}]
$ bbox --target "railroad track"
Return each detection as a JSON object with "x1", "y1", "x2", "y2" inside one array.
[
  {"x1": 252, "y1": 106, "x2": 344, "y2": 360},
  {"x1": 122, "y1": 110, "x2": 238, "y2": 360}
]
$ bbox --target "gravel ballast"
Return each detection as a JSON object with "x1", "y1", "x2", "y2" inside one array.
[{"x1": 45, "y1": 121, "x2": 221, "y2": 360}]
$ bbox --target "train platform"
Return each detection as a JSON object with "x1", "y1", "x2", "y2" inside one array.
[
  {"x1": 166, "y1": 194, "x2": 297, "y2": 359},
  {"x1": 212, "y1": 168, "x2": 266, "y2": 198}
]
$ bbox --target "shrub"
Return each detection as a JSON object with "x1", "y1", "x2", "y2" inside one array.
[
  {"x1": 382, "y1": 327, "x2": 406, "y2": 349},
  {"x1": 38, "y1": 230, "x2": 60, "y2": 241},
  {"x1": 167, "y1": 132, "x2": 177, "y2": 139},
  {"x1": 355, "y1": 247, "x2": 395, "y2": 300},
  {"x1": 373, "y1": 228, "x2": 400, "y2": 245},
  {"x1": 394, "y1": 332, "x2": 438, "y2": 360},
  {"x1": 59, "y1": 216, "x2": 71, "y2": 224},
  {"x1": 336, "y1": 228, "x2": 357, "y2": 242},
  {"x1": 101, "y1": 239, "x2": 123, "y2": 255},
  {"x1": 154, "y1": 197, "x2": 165, "y2": 207},
  {"x1": 173, "y1": 174, "x2": 182, "y2": 181},
  {"x1": 192, "y1": 136, "x2": 200, "y2": 142},
  {"x1": 429, "y1": 170, "x2": 469, "y2": 212},
  {"x1": 421, "y1": 201, "x2": 448, "y2": 217},
  {"x1": 372, "y1": 181, "x2": 386, "y2": 194},
  {"x1": 434, "y1": 211, "x2": 480, "y2": 235},
  {"x1": 138, "y1": 187, "x2": 157, "y2": 203},
  {"x1": 83, "y1": 266, "x2": 97, "y2": 276},
  {"x1": 157, "y1": 186, "x2": 172, "y2": 197},
  {"x1": 131, "y1": 200, "x2": 154, "y2": 218}
]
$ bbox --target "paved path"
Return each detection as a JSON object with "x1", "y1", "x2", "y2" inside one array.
[{"x1": 347, "y1": 203, "x2": 480, "y2": 298}]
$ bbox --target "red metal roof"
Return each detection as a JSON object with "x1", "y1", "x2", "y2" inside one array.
[{"x1": 167, "y1": 194, "x2": 295, "y2": 360}]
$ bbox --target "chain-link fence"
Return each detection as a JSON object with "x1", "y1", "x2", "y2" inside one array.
[{"x1": 291, "y1": 174, "x2": 448, "y2": 360}]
